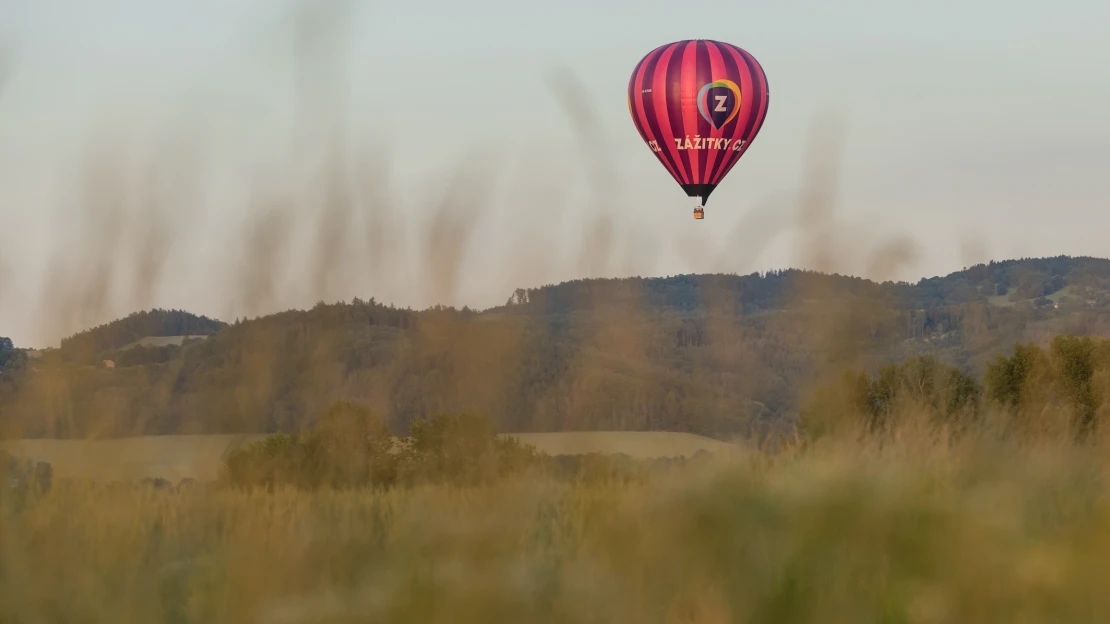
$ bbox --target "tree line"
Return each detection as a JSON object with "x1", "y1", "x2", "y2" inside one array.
[{"x1": 802, "y1": 334, "x2": 1110, "y2": 441}]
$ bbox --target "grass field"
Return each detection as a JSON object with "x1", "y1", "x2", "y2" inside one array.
[
  {"x1": 1, "y1": 431, "x2": 734, "y2": 482},
  {"x1": 508, "y1": 431, "x2": 736, "y2": 459},
  {"x1": 1, "y1": 434, "x2": 269, "y2": 482},
  {"x1": 3, "y1": 430, "x2": 1109, "y2": 623}
]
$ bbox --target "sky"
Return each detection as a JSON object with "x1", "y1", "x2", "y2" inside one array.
[{"x1": 0, "y1": 0, "x2": 1108, "y2": 347}]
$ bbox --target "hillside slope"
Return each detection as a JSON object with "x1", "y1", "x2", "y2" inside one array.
[{"x1": 4, "y1": 256, "x2": 1110, "y2": 440}]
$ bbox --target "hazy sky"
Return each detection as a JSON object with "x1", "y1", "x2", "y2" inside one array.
[{"x1": 1, "y1": 0, "x2": 1109, "y2": 347}]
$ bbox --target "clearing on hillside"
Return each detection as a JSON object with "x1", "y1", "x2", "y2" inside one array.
[{"x1": 118, "y1": 335, "x2": 209, "y2": 350}]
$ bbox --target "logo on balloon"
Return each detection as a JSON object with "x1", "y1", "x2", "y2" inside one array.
[{"x1": 696, "y1": 80, "x2": 742, "y2": 129}]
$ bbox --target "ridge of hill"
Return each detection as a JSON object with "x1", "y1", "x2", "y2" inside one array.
[
  {"x1": 56, "y1": 309, "x2": 225, "y2": 360},
  {"x1": 4, "y1": 256, "x2": 1110, "y2": 440}
]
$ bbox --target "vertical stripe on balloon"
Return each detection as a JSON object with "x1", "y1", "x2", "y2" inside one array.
[
  {"x1": 629, "y1": 46, "x2": 684, "y2": 183},
  {"x1": 663, "y1": 42, "x2": 691, "y2": 184},
  {"x1": 706, "y1": 43, "x2": 744, "y2": 185},
  {"x1": 636, "y1": 46, "x2": 677, "y2": 181},
  {"x1": 647, "y1": 43, "x2": 687, "y2": 184},
  {"x1": 679, "y1": 41, "x2": 701, "y2": 186},
  {"x1": 702, "y1": 41, "x2": 728, "y2": 186},
  {"x1": 713, "y1": 43, "x2": 768, "y2": 186},
  {"x1": 694, "y1": 40, "x2": 713, "y2": 185}
]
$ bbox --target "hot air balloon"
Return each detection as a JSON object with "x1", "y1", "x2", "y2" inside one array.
[{"x1": 627, "y1": 40, "x2": 769, "y2": 219}]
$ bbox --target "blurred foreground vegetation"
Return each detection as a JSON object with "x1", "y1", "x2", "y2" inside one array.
[
  {"x1": 4, "y1": 419, "x2": 1110, "y2": 622},
  {"x1": 6, "y1": 333, "x2": 1110, "y2": 621}
]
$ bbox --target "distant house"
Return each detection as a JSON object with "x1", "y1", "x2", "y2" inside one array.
[
  {"x1": 102, "y1": 360, "x2": 115, "y2": 369},
  {"x1": 1088, "y1": 300, "x2": 1098, "y2": 307}
]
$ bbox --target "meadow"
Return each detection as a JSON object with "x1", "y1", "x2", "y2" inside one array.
[{"x1": 4, "y1": 417, "x2": 1110, "y2": 623}]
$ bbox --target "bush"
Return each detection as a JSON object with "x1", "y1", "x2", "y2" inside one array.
[
  {"x1": 222, "y1": 433, "x2": 304, "y2": 490},
  {"x1": 1, "y1": 448, "x2": 53, "y2": 508},
  {"x1": 396, "y1": 411, "x2": 548, "y2": 486},
  {"x1": 222, "y1": 401, "x2": 398, "y2": 490},
  {"x1": 301, "y1": 400, "x2": 398, "y2": 488}
]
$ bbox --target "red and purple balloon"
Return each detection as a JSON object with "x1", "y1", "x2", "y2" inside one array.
[{"x1": 627, "y1": 40, "x2": 769, "y2": 213}]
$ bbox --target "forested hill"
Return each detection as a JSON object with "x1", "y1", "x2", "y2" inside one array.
[
  {"x1": 4, "y1": 256, "x2": 1110, "y2": 440},
  {"x1": 58, "y1": 309, "x2": 226, "y2": 361},
  {"x1": 504, "y1": 256, "x2": 1110, "y2": 315}
]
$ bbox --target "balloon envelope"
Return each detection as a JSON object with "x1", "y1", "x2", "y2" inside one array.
[{"x1": 627, "y1": 40, "x2": 769, "y2": 206}]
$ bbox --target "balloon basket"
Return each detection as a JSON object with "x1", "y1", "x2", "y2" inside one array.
[{"x1": 693, "y1": 206, "x2": 704, "y2": 220}]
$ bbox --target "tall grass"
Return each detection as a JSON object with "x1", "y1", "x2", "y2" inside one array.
[{"x1": 3, "y1": 420, "x2": 1110, "y2": 623}]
